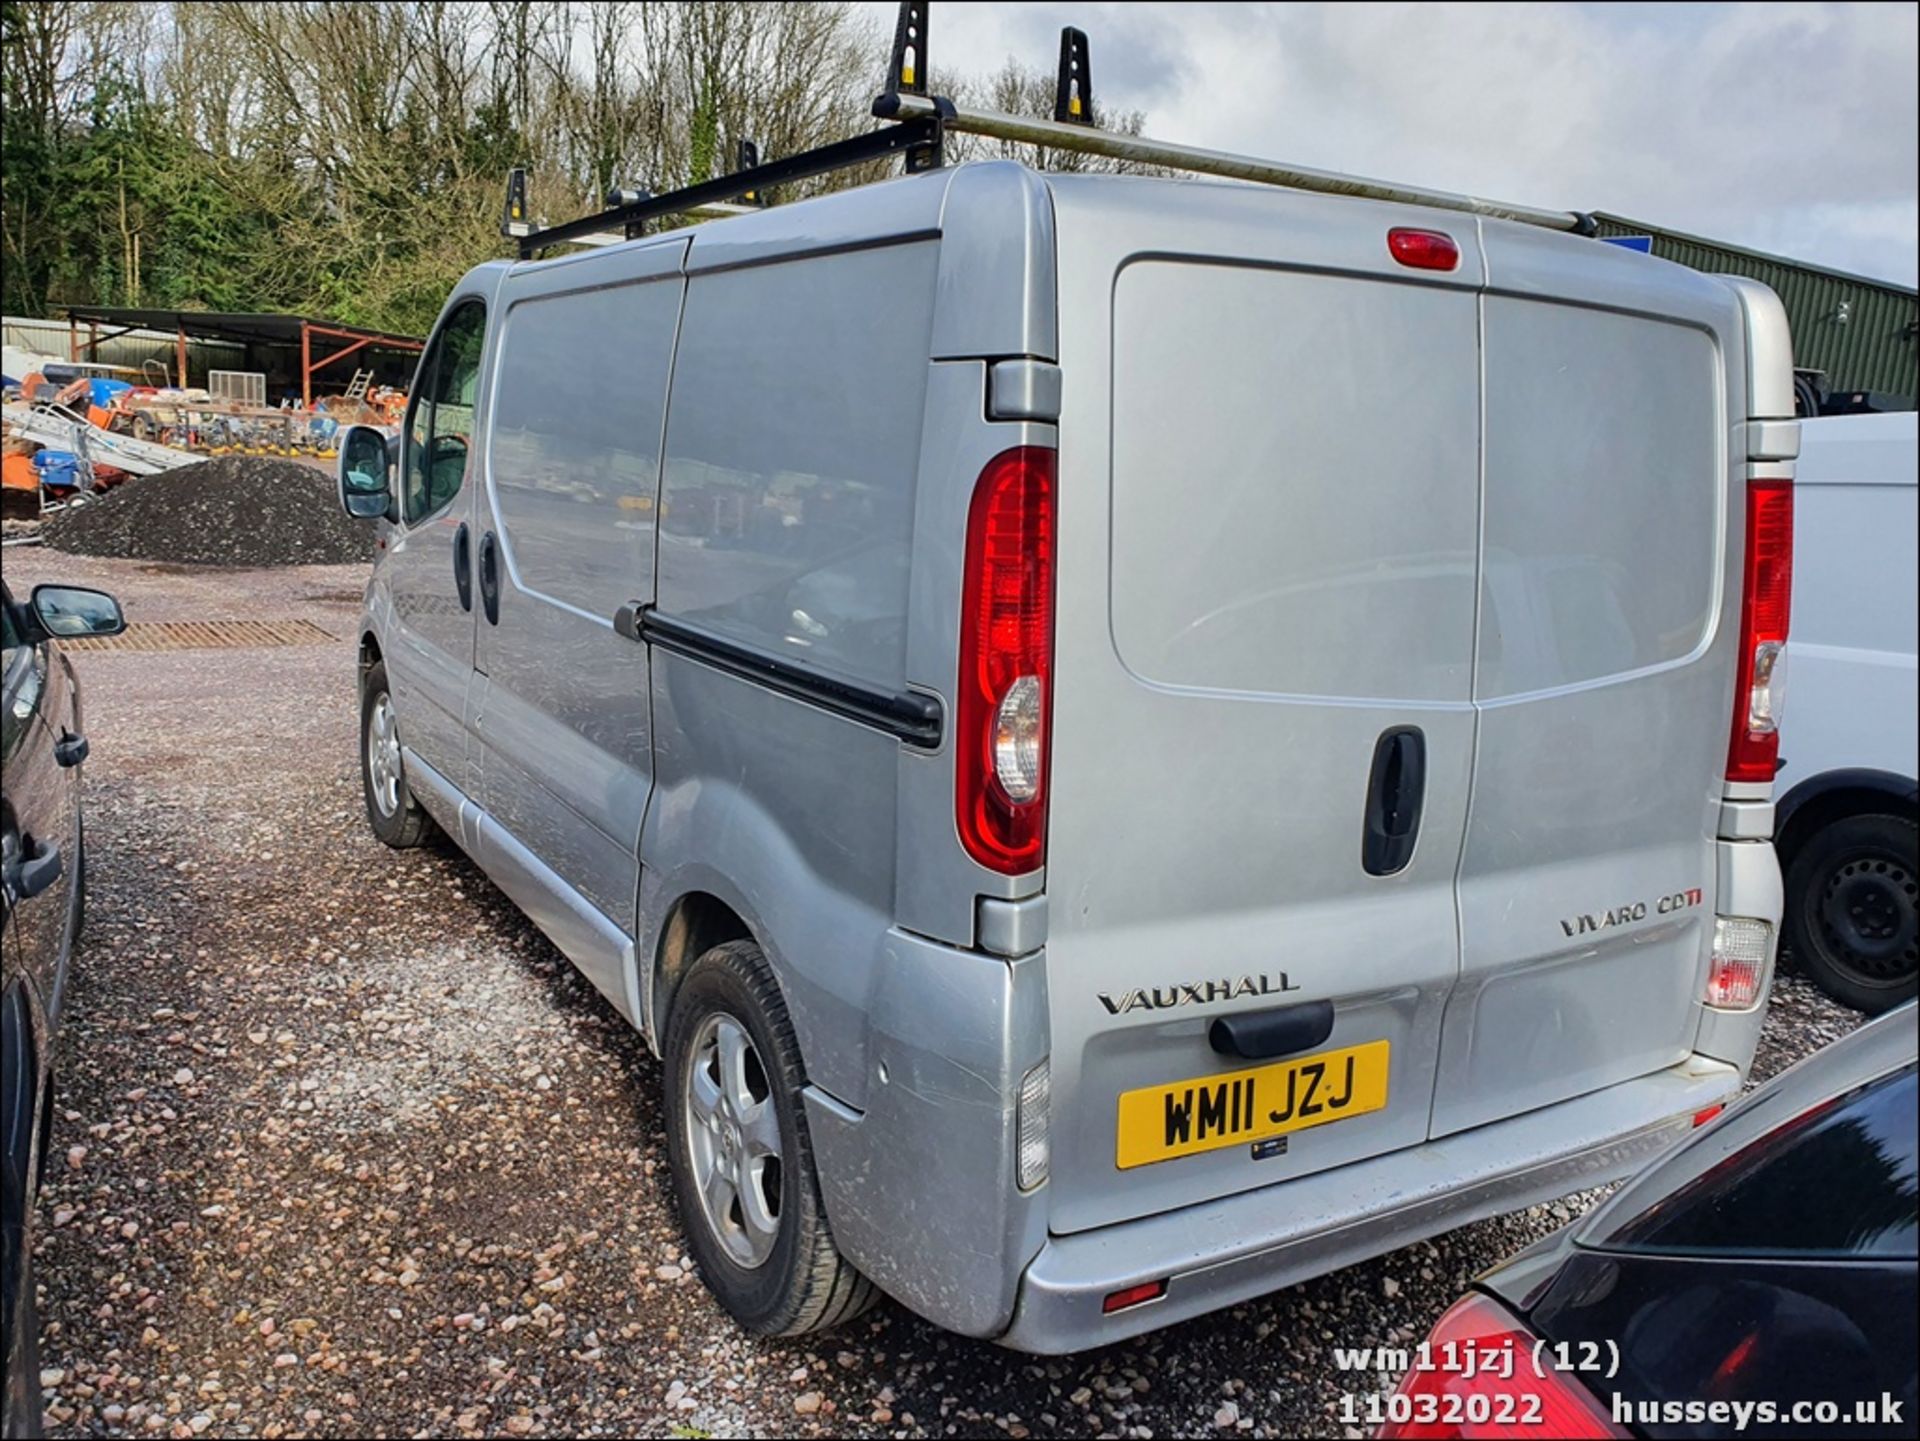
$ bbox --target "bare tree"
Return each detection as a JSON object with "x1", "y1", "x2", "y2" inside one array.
[
  {"x1": 944, "y1": 56, "x2": 1164, "y2": 174},
  {"x1": 2, "y1": 2, "x2": 1159, "y2": 332}
]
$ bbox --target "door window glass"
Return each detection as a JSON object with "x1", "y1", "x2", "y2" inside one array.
[
  {"x1": 1, "y1": 595, "x2": 21, "y2": 667},
  {"x1": 403, "y1": 299, "x2": 487, "y2": 523},
  {"x1": 489, "y1": 279, "x2": 678, "y2": 615},
  {"x1": 1, "y1": 602, "x2": 41, "y2": 764}
]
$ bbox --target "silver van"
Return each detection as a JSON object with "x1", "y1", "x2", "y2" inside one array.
[{"x1": 336, "y1": 116, "x2": 1797, "y2": 1352}]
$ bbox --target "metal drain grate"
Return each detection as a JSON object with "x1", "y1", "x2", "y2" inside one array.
[{"x1": 62, "y1": 619, "x2": 340, "y2": 652}]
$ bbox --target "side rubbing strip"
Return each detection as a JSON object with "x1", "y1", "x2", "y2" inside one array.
[{"x1": 641, "y1": 610, "x2": 943, "y2": 749}]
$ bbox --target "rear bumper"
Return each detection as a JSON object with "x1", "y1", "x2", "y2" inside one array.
[{"x1": 998, "y1": 1051, "x2": 1741, "y2": 1354}]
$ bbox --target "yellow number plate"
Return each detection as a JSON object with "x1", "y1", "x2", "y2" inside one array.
[{"x1": 1115, "y1": 1039, "x2": 1391, "y2": 1169}]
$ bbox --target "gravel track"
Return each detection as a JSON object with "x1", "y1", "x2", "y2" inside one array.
[{"x1": 12, "y1": 549, "x2": 1865, "y2": 1440}]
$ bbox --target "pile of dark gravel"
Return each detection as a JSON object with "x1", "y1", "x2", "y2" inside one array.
[{"x1": 43, "y1": 455, "x2": 372, "y2": 567}]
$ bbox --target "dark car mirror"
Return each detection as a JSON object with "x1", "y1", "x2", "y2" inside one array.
[
  {"x1": 338, "y1": 424, "x2": 394, "y2": 521},
  {"x1": 29, "y1": 584, "x2": 125, "y2": 639}
]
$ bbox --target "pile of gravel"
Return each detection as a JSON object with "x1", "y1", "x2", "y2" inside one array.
[{"x1": 43, "y1": 455, "x2": 372, "y2": 567}]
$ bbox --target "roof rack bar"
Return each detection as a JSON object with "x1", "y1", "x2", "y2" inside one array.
[
  {"x1": 513, "y1": 116, "x2": 943, "y2": 258},
  {"x1": 880, "y1": 91, "x2": 1594, "y2": 235}
]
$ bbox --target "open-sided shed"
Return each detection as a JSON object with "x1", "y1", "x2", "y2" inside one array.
[{"x1": 57, "y1": 306, "x2": 425, "y2": 407}]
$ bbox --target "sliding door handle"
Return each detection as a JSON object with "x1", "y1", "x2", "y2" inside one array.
[
  {"x1": 453, "y1": 522, "x2": 472, "y2": 612},
  {"x1": 477, "y1": 532, "x2": 500, "y2": 625}
]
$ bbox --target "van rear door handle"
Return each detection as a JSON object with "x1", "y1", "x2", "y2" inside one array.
[
  {"x1": 1210, "y1": 1000, "x2": 1335, "y2": 1060},
  {"x1": 1362, "y1": 726, "x2": 1426, "y2": 877},
  {"x1": 453, "y1": 522, "x2": 472, "y2": 612},
  {"x1": 477, "y1": 532, "x2": 500, "y2": 625}
]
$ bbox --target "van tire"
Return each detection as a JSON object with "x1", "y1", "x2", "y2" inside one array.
[
  {"x1": 2, "y1": 1166, "x2": 44, "y2": 1440},
  {"x1": 359, "y1": 662, "x2": 432, "y2": 849},
  {"x1": 661, "y1": 940, "x2": 878, "y2": 1336},
  {"x1": 1785, "y1": 812, "x2": 1918, "y2": 1015}
]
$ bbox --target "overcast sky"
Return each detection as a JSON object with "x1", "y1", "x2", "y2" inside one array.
[{"x1": 857, "y1": 1, "x2": 1919, "y2": 286}]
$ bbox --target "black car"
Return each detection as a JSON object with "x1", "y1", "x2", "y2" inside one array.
[
  {"x1": 1380, "y1": 1006, "x2": 1917, "y2": 1439},
  {"x1": 1, "y1": 579, "x2": 125, "y2": 1439}
]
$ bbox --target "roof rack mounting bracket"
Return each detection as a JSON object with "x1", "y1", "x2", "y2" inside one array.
[
  {"x1": 881, "y1": 0, "x2": 946, "y2": 169},
  {"x1": 888, "y1": 0, "x2": 930, "y2": 95},
  {"x1": 1054, "y1": 26, "x2": 1094, "y2": 126},
  {"x1": 500, "y1": 167, "x2": 530, "y2": 239},
  {"x1": 735, "y1": 140, "x2": 769, "y2": 206}
]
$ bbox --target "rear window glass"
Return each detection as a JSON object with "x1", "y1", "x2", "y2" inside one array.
[
  {"x1": 1478, "y1": 299, "x2": 1719, "y2": 698},
  {"x1": 1606, "y1": 1066, "x2": 1917, "y2": 1260},
  {"x1": 1108, "y1": 261, "x2": 1481, "y2": 703}
]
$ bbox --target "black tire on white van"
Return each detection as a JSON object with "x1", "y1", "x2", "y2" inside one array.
[
  {"x1": 662, "y1": 940, "x2": 878, "y2": 1336},
  {"x1": 1786, "y1": 812, "x2": 1919, "y2": 1015},
  {"x1": 358, "y1": 661, "x2": 433, "y2": 850}
]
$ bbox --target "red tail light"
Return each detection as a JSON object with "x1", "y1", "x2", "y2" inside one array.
[
  {"x1": 956, "y1": 446, "x2": 1056, "y2": 874},
  {"x1": 1378, "y1": 1293, "x2": 1628, "y2": 1439},
  {"x1": 1726, "y1": 477, "x2": 1793, "y2": 783}
]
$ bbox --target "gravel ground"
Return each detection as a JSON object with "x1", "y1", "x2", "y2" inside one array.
[
  {"x1": 13, "y1": 549, "x2": 1867, "y2": 1441},
  {"x1": 42, "y1": 458, "x2": 370, "y2": 567}
]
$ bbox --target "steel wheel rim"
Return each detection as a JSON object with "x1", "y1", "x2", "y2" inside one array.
[
  {"x1": 683, "y1": 1012, "x2": 783, "y2": 1269},
  {"x1": 1819, "y1": 851, "x2": 1918, "y2": 983},
  {"x1": 366, "y1": 692, "x2": 402, "y2": 818}
]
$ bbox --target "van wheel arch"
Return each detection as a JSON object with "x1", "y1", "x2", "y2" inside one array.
[
  {"x1": 650, "y1": 890, "x2": 755, "y2": 1041},
  {"x1": 1776, "y1": 770, "x2": 1919, "y2": 863},
  {"x1": 1777, "y1": 774, "x2": 1918, "y2": 1014},
  {"x1": 1, "y1": 984, "x2": 40, "y2": 1194},
  {"x1": 358, "y1": 632, "x2": 382, "y2": 693}
]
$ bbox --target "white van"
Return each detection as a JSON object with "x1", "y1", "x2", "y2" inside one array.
[
  {"x1": 332, "y1": 45, "x2": 1794, "y2": 1350},
  {"x1": 1775, "y1": 412, "x2": 1918, "y2": 1012}
]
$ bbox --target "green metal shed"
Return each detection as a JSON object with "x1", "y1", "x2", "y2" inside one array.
[{"x1": 1592, "y1": 213, "x2": 1917, "y2": 407}]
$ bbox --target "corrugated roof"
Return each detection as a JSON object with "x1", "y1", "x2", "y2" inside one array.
[
  {"x1": 1592, "y1": 215, "x2": 1917, "y2": 401},
  {"x1": 58, "y1": 307, "x2": 423, "y2": 350},
  {"x1": 1592, "y1": 214, "x2": 1916, "y2": 298}
]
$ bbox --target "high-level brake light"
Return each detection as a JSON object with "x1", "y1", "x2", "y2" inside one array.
[{"x1": 1388, "y1": 228, "x2": 1460, "y2": 272}]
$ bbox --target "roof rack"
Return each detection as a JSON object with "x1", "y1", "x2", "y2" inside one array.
[{"x1": 504, "y1": 1, "x2": 1593, "y2": 259}]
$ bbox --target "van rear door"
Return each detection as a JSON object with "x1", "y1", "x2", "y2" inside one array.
[
  {"x1": 1042, "y1": 181, "x2": 1485, "y2": 1233},
  {"x1": 1431, "y1": 229, "x2": 1747, "y2": 1136}
]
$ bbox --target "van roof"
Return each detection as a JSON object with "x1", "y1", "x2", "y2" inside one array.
[{"x1": 1795, "y1": 411, "x2": 1919, "y2": 488}]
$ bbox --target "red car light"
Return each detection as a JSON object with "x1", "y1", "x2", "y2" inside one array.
[
  {"x1": 1725, "y1": 477, "x2": 1792, "y2": 783},
  {"x1": 1388, "y1": 228, "x2": 1461, "y2": 272},
  {"x1": 956, "y1": 446, "x2": 1056, "y2": 873},
  {"x1": 1377, "y1": 1293, "x2": 1628, "y2": 1439},
  {"x1": 1101, "y1": 1279, "x2": 1167, "y2": 1314}
]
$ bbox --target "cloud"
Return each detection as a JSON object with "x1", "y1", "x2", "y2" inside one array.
[{"x1": 860, "y1": 1, "x2": 1918, "y2": 285}]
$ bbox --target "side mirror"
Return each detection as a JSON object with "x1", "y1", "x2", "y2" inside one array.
[
  {"x1": 29, "y1": 585, "x2": 125, "y2": 639},
  {"x1": 338, "y1": 424, "x2": 395, "y2": 521}
]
